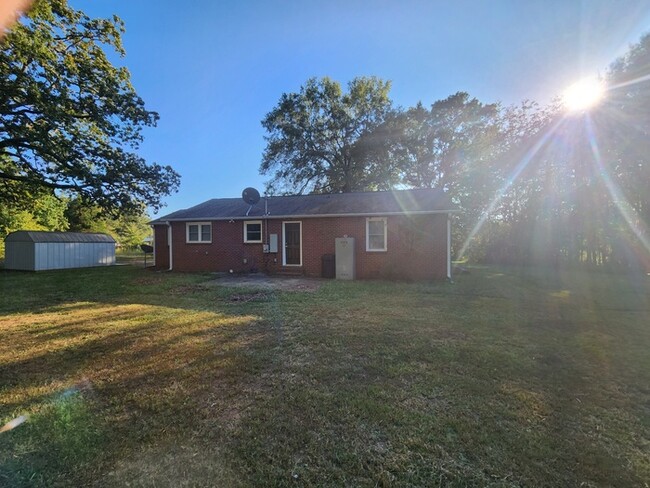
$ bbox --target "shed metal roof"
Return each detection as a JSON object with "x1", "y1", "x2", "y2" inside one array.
[
  {"x1": 151, "y1": 188, "x2": 456, "y2": 223},
  {"x1": 4, "y1": 231, "x2": 116, "y2": 243}
]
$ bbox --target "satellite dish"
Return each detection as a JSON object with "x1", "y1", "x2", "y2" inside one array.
[{"x1": 242, "y1": 187, "x2": 261, "y2": 206}]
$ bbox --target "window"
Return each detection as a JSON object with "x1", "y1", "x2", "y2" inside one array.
[
  {"x1": 366, "y1": 217, "x2": 387, "y2": 251},
  {"x1": 244, "y1": 220, "x2": 262, "y2": 243},
  {"x1": 186, "y1": 222, "x2": 211, "y2": 243}
]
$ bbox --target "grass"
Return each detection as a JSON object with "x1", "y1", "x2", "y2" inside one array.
[
  {"x1": 115, "y1": 248, "x2": 153, "y2": 267},
  {"x1": 0, "y1": 265, "x2": 648, "y2": 487}
]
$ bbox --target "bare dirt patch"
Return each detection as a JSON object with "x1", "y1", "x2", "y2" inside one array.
[
  {"x1": 131, "y1": 275, "x2": 166, "y2": 286},
  {"x1": 209, "y1": 274, "x2": 324, "y2": 292}
]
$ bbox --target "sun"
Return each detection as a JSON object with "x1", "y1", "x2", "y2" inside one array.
[{"x1": 563, "y1": 77, "x2": 605, "y2": 112}]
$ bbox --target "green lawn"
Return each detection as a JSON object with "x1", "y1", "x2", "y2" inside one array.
[{"x1": 0, "y1": 265, "x2": 648, "y2": 487}]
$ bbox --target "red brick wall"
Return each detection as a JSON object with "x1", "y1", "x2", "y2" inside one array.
[
  {"x1": 153, "y1": 224, "x2": 169, "y2": 269},
  {"x1": 153, "y1": 214, "x2": 449, "y2": 280}
]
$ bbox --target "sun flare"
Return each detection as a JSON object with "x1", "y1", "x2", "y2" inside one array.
[{"x1": 563, "y1": 77, "x2": 605, "y2": 112}]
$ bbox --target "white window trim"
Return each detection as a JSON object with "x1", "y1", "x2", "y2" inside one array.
[
  {"x1": 282, "y1": 221, "x2": 302, "y2": 266},
  {"x1": 243, "y1": 220, "x2": 263, "y2": 243},
  {"x1": 186, "y1": 222, "x2": 212, "y2": 243},
  {"x1": 366, "y1": 217, "x2": 387, "y2": 252}
]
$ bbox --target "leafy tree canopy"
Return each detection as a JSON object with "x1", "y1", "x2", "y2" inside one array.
[
  {"x1": 0, "y1": 194, "x2": 151, "y2": 257},
  {"x1": 260, "y1": 76, "x2": 398, "y2": 194},
  {"x1": 0, "y1": 0, "x2": 179, "y2": 212},
  {"x1": 0, "y1": 191, "x2": 68, "y2": 256},
  {"x1": 600, "y1": 33, "x2": 650, "y2": 220},
  {"x1": 398, "y1": 92, "x2": 500, "y2": 193},
  {"x1": 65, "y1": 197, "x2": 151, "y2": 249}
]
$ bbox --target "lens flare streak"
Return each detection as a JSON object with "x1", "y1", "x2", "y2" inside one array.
[
  {"x1": 607, "y1": 72, "x2": 650, "y2": 92},
  {"x1": 585, "y1": 115, "x2": 650, "y2": 254},
  {"x1": 0, "y1": 415, "x2": 28, "y2": 433},
  {"x1": 457, "y1": 118, "x2": 565, "y2": 260}
]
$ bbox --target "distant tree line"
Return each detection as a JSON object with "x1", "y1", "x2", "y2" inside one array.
[
  {"x1": 261, "y1": 36, "x2": 650, "y2": 270},
  {"x1": 0, "y1": 196, "x2": 152, "y2": 257}
]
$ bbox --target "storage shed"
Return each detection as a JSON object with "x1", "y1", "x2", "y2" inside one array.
[{"x1": 4, "y1": 231, "x2": 116, "y2": 271}]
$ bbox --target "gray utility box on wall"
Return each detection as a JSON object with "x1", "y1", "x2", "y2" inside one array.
[
  {"x1": 335, "y1": 237, "x2": 355, "y2": 280},
  {"x1": 269, "y1": 234, "x2": 278, "y2": 253}
]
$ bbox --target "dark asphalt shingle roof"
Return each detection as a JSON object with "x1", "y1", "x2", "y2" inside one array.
[
  {"x1": 4, "y1": 231, "x2": 116, "y2": 243},
  {"x1": 151, "y1": 188, "x2": 455, "y2": 223}
]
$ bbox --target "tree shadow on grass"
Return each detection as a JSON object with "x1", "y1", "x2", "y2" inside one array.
[
  {"x1": 0, "y1": 269, "x2": 284, "y2": 487},
  {"x1": 2, "y1": 265, "x2": 649, "y2": 486}
]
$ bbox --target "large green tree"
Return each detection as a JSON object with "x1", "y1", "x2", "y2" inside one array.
[
  {"x1": 395, "y1": 93, "x2": 504, "y2": 255},
  {"x1": 0, "y1": 0, "x2": 179, "y2": 212},
  {"x1": 399, "y1": 93, "x2": 500, "y2": 194},
  {"x1": 260, "y1": 76, "x2": 398, "y2": 194}
]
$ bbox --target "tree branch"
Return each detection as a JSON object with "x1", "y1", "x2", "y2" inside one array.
[{"x1": 0, "y1": 171, "x2": 81, "y2": 190}]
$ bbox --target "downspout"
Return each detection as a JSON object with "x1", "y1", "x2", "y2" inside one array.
[
  {"x1": 447, "y1": 214, "x2": 452, "y2": 281},
  {"x1": 264, "y1": 195, "x2": 269, "y2": 272},
  {"x1": 166, "y1": 221, "x2": 173, "y2": 271},
  {"x1": 151, "y1": 224, "x2": 155, "y2": 267},
  {"x1": 264, "y1": 195, "x2": 270, "y2": 246}
]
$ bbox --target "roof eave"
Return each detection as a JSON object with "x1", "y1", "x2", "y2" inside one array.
[{"x1": 150, "y1": 209, "x2": 458, "y2": 224}]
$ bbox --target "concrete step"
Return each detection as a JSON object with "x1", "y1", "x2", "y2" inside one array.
[{"x1": 275, "y1": 267, "x2": 304, "y2": 276}]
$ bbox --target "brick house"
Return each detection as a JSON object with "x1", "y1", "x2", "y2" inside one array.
[{"x1": 150, "y1": 188, "x2": 457, "y2": 280}]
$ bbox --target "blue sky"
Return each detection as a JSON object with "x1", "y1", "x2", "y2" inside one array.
[{"x1": 71, "y1": 0, "x2": 650, "y2": 215}]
